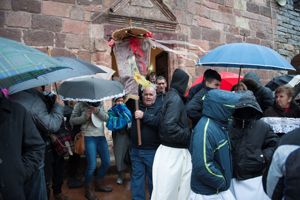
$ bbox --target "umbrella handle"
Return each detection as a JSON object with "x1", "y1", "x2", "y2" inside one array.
[{"x1": 135, "y1": 100, "x2": 142, "y2": 146}]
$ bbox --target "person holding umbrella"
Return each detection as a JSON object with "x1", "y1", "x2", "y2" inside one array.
[
  {"x1": 70, "y1": 101, "x2": 111, "y2": 200},
  {"x1": 10, "y1": 86, "x2": 67, "y2": 200},
  {"x1": 242, "y1": 72, "x2": 274, "y2": 112}
]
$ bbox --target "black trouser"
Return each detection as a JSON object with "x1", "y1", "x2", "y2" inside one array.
[
  {"x1": 67, "y1": 153, "x2": 81, "y2": 178},
  {"x1": 52, "y1": 150, "x2": 65, "y2": 194},
  {"x1": 44, "y1": 145, "x2": 65, "y2": 197}
]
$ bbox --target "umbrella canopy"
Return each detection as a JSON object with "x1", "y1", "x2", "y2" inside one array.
[
  {"x1": 0, "y1": 37, "x2": 68, "y2": 88},
  {"x1": 265, "y1": 74, "x2": 294, "y2": 91},
  {"x1": 191, "y1": 71, "x2": 243, "y2": 91},
  {"x1": 58, "y1": 77, "x2": 125, "y2": 102},
  {"x1": 8, "y1": 56, "x2": 106, "y2": 94},
  {"x1": 197, "y1": 43, "x2": 295, "y2": 71}
]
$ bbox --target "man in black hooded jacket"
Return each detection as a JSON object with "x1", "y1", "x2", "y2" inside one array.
[{"x1": 151, "y1": 68, "x2": 192, "y2": 200}]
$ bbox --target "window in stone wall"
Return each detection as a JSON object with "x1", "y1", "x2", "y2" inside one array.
[{"x1": 294, "y1": 0, "x2": 300, "y2": 11}]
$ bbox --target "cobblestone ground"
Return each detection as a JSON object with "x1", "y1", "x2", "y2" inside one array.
[{"x1": 50, "y1": 174, "x2": 131, "y2": 200}]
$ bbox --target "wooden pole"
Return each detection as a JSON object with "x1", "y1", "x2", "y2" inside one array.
[{"x1": 134, "y1": 99, "x2": 142, "y2": 146}]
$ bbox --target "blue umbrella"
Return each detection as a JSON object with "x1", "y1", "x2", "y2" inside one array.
[
  {"x1": 197, "y1": 43, "x2": 295, "y2": 71},
  {"x1": 8, "y1": 56, "x2": 106, "y2": 94},
  {"x1": 0, "y1": 37, "x2": 68, "y2": 88}
]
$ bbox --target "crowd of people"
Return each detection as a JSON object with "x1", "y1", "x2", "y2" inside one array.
[{"x1": 1, "y1": 68, "x2": 300, "y2": 200}]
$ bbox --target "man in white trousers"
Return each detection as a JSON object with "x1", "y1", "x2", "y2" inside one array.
[{"x1": 151, "y1": 68, "x2": 192, "y2": 200}]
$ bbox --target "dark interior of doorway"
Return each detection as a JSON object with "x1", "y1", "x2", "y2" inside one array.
[{"x1": 155, "y1": 51, "x2": 169, "y2": 84}]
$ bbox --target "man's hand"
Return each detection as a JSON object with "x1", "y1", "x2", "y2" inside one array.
[
  {"x1": 55, "y1": 95, "x2": 64, "y2": 106},
  {"x1": 85, "y1": 109, "x2": 92, "y2": 119},
  {"x1": 135, "y1": 110, "x2": 144, "y2": 119}
]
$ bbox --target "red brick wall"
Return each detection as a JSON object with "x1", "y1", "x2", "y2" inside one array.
[{"x1": 0, "y1": 0, "x2": 292, "y2": 84}]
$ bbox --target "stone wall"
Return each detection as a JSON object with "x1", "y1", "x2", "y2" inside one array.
[
  {"x1": 274, "y1": 0, "x2": 300, "y2": 68},
  {"x1": 0, "y1": 0, "x2": 297, "y2": 83}
]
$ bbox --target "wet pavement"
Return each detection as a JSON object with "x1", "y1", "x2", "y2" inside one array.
[{"x1": 50, "y1": 174, "x2": 132, "y2": 200}]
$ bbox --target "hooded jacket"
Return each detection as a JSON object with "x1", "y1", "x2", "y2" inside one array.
[
  {"x1": 191, "y1": 89, "x2": 240, "y2": 195},
  {"x1": 243, "y1": 72, "x2": 274, "y2": 111},
  {"x1": 229, "y1": 91, "x2": 278, "y2": 180},
  {"x1": 159, "y1": 69, "x2": 191, "y2": 148}
]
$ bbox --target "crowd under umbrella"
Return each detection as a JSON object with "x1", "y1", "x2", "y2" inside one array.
[
  {"x1": 8, "y1": 56, "x2": 106, "y2": 94},
  {"x1": 58, "y1": 76, "x2": 125, "y2": 102},
  {"x1": 0, "y1": 37, "x2": 69, "y2": 89},
  {"x1": 197, "y1": 43, "x2": 295, "y2": 84}
]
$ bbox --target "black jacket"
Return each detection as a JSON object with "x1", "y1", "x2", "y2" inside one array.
[
  {"x1": 186, "y1": 82, "x2": 203, "y2": 102},
  {"x1": 159, "y1": 89, "x2": 191, "y2": 148},
  {"x1": 230, "y1": 91, "x2": 278, "y2": 180},
  {"x1": 264, "y1": 102, "x2": 300, "y2": 118},
  {"x1": 243, "y1": 72, "x2": 274, "y2": 111},
  {"x1": 186, "y1": 86, "x2": 212, "y2": 128},
  {"x1": 130, "y1": 101, "x2": 161, "y2": 149},
  {"x1": 159, "y1": 69, "x2": 190, "y2": 148},
  {"x1": 0, "y1": 97, "x2": 45, "y2": 200}
]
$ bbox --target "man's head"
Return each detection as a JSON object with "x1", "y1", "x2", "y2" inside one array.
[
  {"x1": 156, "y1": 76, "x2": 167, "y2": 94},
  {"x1": 170, "y1": 69, "x2": 189, "y2": 95},
  {"x1": 203, "y1": 69, "x2": 221, "y2": 89},
  {"x1": 147, "y1": 72, "x2": 157, "y2": 84},
  {"x1": 142, "y1": 86, "x2": 156, "y2": 106}
]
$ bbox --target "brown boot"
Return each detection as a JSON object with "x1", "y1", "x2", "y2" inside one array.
[
  {"x1": 85, "y1": 183, "x2": 99, "y2": 200},
  {"x1": 95, "y1": 179, "x2": 112, "y2": 192}
]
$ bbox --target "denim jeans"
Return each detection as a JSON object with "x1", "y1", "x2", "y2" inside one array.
[
  {"x1": 84, "y1": 136, "x2": 110, "y2": 184},
  {"x1": 24, "y1": 165, "x2": 48, "y2": 200},
  {"x1": 130, "y1": 148, "x2": 156, "y2": 200}
]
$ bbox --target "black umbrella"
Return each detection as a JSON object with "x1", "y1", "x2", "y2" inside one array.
[
  {"x1": 265, "y1": 75, "x2": 294, "y2": 91},
  {"x1": 58, "y1": 77, "x2": 125, "y2": 102}
]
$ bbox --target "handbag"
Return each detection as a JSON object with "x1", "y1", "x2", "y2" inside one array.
[
  {"x1": 74, "y1": 132, "x2": 85, "y2": 155},
  {"x1": 50, "y1": 132, "x2": 73, "y2": 157}
]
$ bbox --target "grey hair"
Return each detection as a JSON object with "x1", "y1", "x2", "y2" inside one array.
[{"x1": 142, "y1": 85, "x2": 157, "y2": 96}]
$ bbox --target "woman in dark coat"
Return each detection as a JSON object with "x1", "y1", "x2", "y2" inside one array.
[{"x1": 264, "y1": 85, "x2": 300, "y2": 118}]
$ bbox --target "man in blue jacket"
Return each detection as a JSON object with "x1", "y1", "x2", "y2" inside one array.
[{"x1": 190, "y1": 89, "x2": 240, "y2": 200}]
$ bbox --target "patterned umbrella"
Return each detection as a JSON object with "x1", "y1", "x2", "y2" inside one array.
[
  {"x1": 8, "y1": 56, "x2": 106, "y2": 94},
  {"x1": 0, "y1": 37, "x2": 68, "y2": 88}
]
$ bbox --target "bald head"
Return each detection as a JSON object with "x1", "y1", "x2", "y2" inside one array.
[{"x1": 142, "y1": 86, "x2": 156, "y2": 106}]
